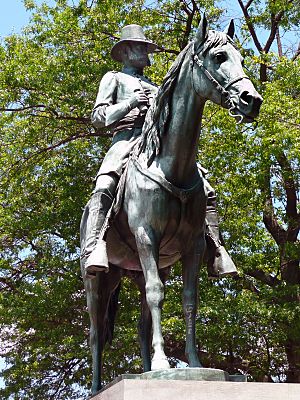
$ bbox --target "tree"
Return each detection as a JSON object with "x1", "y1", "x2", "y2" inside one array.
[
  {"x1": 0, "y1": 0, "x2": 299, "y2": 398},
  {"x1": 206, "y1": 0, "x2": 300, "y2": 382}
]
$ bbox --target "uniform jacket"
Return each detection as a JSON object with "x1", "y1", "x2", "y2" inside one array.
[{"x1": 91, "y1": 69, "x2": 158, "y2": 135}]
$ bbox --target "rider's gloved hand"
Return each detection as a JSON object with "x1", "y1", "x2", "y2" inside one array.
[{"x1": 129, "y1": 89, "x2": 149, "y2": 109}]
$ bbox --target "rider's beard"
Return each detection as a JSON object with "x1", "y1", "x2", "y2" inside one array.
[{"x1": 128, "y1": 53, "x2": 149, "y2": 69}]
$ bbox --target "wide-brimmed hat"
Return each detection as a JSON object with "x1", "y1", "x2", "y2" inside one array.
[{"x1": 111, "y1": 24, "x2": 158, "y2": 62}]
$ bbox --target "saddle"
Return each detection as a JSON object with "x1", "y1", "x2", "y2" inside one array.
[{"x1": 101, "y1": 151, "x2": 204, "y2": 242}]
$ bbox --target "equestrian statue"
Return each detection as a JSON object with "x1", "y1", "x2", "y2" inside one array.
[{"x1": 80, "y1": 16, "x2": 263, "y2": 394}]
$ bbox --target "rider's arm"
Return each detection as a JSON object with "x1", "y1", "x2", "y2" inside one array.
[{"x1": 91, "y1": 72, "x2": 139, "y2": 128}]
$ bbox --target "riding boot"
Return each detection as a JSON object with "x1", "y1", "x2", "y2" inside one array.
[
  {"x1": 82, "y1": 190, "x2": 113, "y2": 279},
  {"x1": 205, "y1": 193, "x2": 237, "y2": 279}
]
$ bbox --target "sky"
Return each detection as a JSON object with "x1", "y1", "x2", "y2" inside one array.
[
  {"x1": 1, "y1": 0, "x2": 297, "y2": 54},
  {"x1": 0, "y1": 0, "x2": 32, "y2": 38}
]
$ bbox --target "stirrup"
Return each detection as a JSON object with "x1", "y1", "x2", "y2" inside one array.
[
  {"x1": 84, "y1": 239, "x2": 109, "y2": 279},
  {"x1": 216, "y1": 246, "x2": 237, "y2": 276},
  {"x1": 208, "y1": 246, "x2": 237, "y2": 279}
]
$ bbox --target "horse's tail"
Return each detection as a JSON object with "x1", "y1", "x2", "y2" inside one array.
[{"x1": 105, "y1": 281, "x2": 121, "y2": 345}]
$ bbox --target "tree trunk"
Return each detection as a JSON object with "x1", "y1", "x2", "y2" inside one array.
[
  {"x1": 285, "y1": 338, "x2": 300, "y2": 383},
  {"x1": 281, "y1": 256, "x2": 300, "y2": 382}
]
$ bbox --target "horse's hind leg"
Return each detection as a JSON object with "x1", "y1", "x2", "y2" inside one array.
[
  {"x1": 139, "y1": 286, "x2": 152, "y2": 371},
  {"x1": 81, "y1": 204, "x2": 122, "y2": 393},
  {"x1": 83, "y1": 266, "x2": 122, "y2": 394},
  {"x1": 135, "y1": 226, "x2": 170, "y2": 370},
  {"x1": 181, "y1": 236, "x2": 205, "y2": 367},
  {"x1": 131, "y1": 271, "x2": 152, "y2": 372}
]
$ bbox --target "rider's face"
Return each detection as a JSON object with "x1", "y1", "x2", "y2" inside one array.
[{"x1": 124, "y1": 43, "x2": 150, "y2": 69}]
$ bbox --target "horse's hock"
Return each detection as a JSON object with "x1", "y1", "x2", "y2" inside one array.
[{"x1": 89, "y1": 368, "x2": 300, "y2": 400}]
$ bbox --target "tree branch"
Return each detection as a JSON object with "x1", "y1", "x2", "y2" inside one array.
[
  {"x1": 276, "y1": 152, "x2": 300, "y2": 242},
  {"x1": 0, "y1": 128, "x2": 111, "y2": 182},
  {"x1": 276, "y1": 28, "x2": 283, "y2": 57},
  {"x1": 235, "y1": 275, "x2": 261, "y2": 293},
  {"x1": 34, "y1": 131, "x2": 109, "y2": 154},
  {"x1": 179, "y1": 0, "x2": 196, "y2": 50},
  {"x1": 245, "y1": 0, "x2": 255, "y2": 9},
  {"x1": 245, "y1": 269, "x2": 281, "y2": 287},
  {"x1": 156, "y1": 46, "x2": 180, "y2": 55},
  {"x1": 190, "y1": 0, "x2": 200, "y2": 15},
  {"x1": 292, "y1": 42, "x2": 300, "y2": 61},
  {"x1": 237, "y1": 0, "x2": 263, "y2": 53},
  {"x1": 0, "y1": 277, "x2": 15, "y2": 291},
  {"x1": 0, "y1": 104, "x2": 90, "y2": 124},
  {"x1": 277, "y1": 118, "x2": 300, "y2": 129},
  {"x1": 264, "y1": 12, "x2": 282, "y2": 53},
  {"x1": 262, "y1": 165, "x2": 287, "y2": 245},
  {"x1": 0, "y1": 105, "x2": 46, "y2": 112},
  {"x1": 264, "y1": 0, "x2": 293, "y2": 54}
]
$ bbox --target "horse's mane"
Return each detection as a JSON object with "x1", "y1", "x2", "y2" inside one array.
[{"x1": 138, "y1": 30, "x2": 235, "y2": 164}]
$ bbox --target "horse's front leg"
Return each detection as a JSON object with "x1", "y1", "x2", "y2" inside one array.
[
  {"x1": 181, "y1": 235, "x2": 205, "y2": 367},
  {"x1": 135, "y1": 226, "x2": 170, "y2": 370}
]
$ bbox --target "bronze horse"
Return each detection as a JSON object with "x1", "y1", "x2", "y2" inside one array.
[{"x1": 80, "y1": 16, "x2": 262, "y2": 394}]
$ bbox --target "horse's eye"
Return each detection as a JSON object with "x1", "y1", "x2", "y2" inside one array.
[{"x1": 214, "y1": 53, "x2": 227, "y2": 63}]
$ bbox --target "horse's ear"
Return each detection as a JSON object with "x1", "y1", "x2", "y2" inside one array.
[
  {"x1": 195, "y1": 13, "x2": 208, "y2": 49},
  {"x1": 224, "y1": 19, "x2": 235, "y2": 39}
]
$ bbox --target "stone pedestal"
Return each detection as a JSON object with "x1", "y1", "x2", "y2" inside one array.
[{"x1": 89, "y1": 368, "x2": 300, "y2": 400}]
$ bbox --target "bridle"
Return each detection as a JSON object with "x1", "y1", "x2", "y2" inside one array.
[{"x1": 191, "y1": 42, "x2": 251, "y2": 123}]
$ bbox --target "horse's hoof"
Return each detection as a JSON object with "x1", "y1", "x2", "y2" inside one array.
[
  {"x1": 151, "y1": 357, "x2": 170, "y2": 370},
  {"x1": 189, "y1": 360, "x2": 203, "y2": 368},
  {"x1": 85, "y1": 270, "x2": 97, "y2": 280},
  {"x1": 186, "y1": 353, "x2": 203, "y2": 368}
]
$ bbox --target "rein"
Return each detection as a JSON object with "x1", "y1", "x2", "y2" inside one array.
[{"x1": 191, "y1": 42, "x2": 249, "y2": 123}]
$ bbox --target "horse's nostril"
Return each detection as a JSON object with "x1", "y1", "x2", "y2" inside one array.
[
  {"x1": 240, "y1": 91, "x2": 252, "y2": 105},
  {"x1": 239, "y1": 91, "x2": 263, "y2": 118}
]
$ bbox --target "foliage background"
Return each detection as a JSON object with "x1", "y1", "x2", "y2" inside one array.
[{"x1": 0, "y1": 0, "x2": 299, "y2": 398}]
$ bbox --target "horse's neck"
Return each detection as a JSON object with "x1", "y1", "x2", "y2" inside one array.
[{"x1": 155, "y1": 54, "x2": 205, "y2": 187}]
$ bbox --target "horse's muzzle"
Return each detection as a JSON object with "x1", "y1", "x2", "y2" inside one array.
[
  {"x1": 238, "y1": 90, "x2": 263, "y2": 120},
  {"x1": 229, "y1": 78, "x2": 263, "y2": 123}
]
